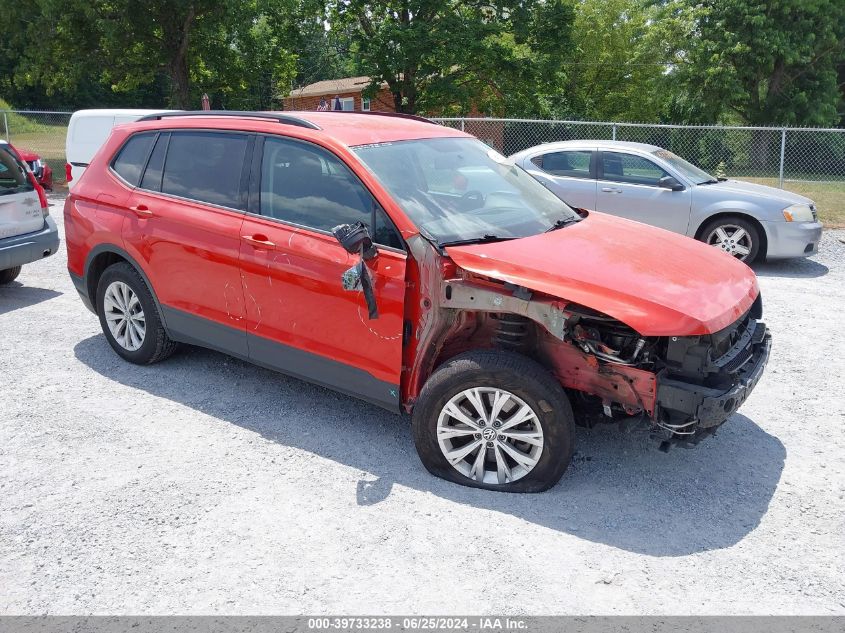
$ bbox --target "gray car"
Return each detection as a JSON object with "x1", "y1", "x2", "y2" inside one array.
[{"x1": 508, "y1": 140, "x2": 823, "y2": 261}]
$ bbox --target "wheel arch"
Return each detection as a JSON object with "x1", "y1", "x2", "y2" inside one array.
[
  {"x1": 693, "y1": 211, "x2": 768, "y2": 260},
  {"x1": 84, "y1": 245, "x2": 169, "y2": 329}
]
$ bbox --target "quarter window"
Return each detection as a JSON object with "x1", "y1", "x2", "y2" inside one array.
[
  {"x1": 140, "y1": 133, "x2": 169, "y2": 192},
  {"x1": 112, "y1": 133, "x2": 155, "y2": 186},
  {"x1": 533, "y1": 150, "x2": 592, "y2": 178},
  {"x1": 259, "y1": 137, "x2": 402, "y2": 249},
  {"x1": 601, "y1": 152, "x2": 668, "y2": 186},
  {"x1": 161, "y1": 131, "x2": 248, "y2": 209}
]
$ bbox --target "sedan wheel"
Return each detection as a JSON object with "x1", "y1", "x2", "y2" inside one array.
[
  {"x1": 706, "y1": 223, "x2": 753, "y2": 260},
  {"x1": 103, "y1": 280, "x2": 146, "y2": 351},
  {"x1": 437, "y1": 387, "x2": 545, "y2": 485}
]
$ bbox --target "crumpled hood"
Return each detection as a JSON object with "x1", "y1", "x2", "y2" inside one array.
[
  {"x1": 704, "y1": 179, "x2": 812, "y2": 205},
  {"x1": 446, "y1": 212, "x2": 759, "y2": 336},
  {"x1": 9, "y1": 145, "x2": 38, "y2": 162}
]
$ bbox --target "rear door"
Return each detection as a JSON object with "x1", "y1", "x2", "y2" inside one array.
[
  {"x1": 0, "y1": 144, "x2": 43, "y2": 240},
  {"x1": 521, "y1": 149, "x2": 597, "y2": 210},
  {"x1": 238, "y1": 135, "x2": 407, "y2": 411},
  {"x1": 595, "y1": 151, "x2": 691, "y2": 233},
  {"x1": 122, "y1": 130, "x2": 252, "y2": 357}
]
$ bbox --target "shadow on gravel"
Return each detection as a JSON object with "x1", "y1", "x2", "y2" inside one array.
[
  {"x1": 752, "y1": 257, "x2": 828, "y2": 278},
  {"x1": 0, "y1": 284, "x2": 62, "y2": 316},
  {"x1": 74, "y1": 334, "x2": 785, "y2": 558}
]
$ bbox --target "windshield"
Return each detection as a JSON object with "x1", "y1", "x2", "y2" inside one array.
[
  {"x1": 652, "y1": 149, "x2": 716, "y2": 185},
  {"x1": 353, "y1": 138, "x2": 579, "y2": 245},
  {"x1": 0, "y1": 145, "x2": 35, "y2": 196}
]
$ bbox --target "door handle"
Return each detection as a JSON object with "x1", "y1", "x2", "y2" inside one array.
[
  {"x1": 242, "y1": 234, "x2": 276, "y2": 249},
  {"x1": 129, "y1": 204, "x2": 154, "y2": 218},
  {"x1": 601, "y1": 187, "x2": 622, "y2": 194}
]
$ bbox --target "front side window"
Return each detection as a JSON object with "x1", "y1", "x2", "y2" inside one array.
[
  {"x1": 354, "y1": 137, "x2": 579, "y2": 245},
  {"x1": 161, "y1": 131, "x2": 248, "y2": 209},
  {"x1": 0, "y1": 145, "x2": 34, "y2": 194},
  {"x1": 533, "y1": 150, "x2": 592, "y2": 178},
  {"x1": 601, "y1": 152, "x2": 668, "y2": 187},
  {"x1": 112, "y1": 133, "x2": 155, "y2": 186},
  {"x1": 259, "y1": 137, "x2": 402, "y2": 249}
]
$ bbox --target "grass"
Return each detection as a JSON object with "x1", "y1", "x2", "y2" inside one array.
[
  {"x1": 2, "y1": 100, "x2": 69, "y2": 187},
  {"x1": 737, "y1": 177, "x2": 845, "y2": 227}
]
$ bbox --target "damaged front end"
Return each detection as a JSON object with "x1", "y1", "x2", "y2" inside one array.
[{"x1": 415, "y1": 266, "x2": 770, "y2": 449}]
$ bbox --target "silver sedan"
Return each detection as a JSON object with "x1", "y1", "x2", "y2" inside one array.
[{"x1": 508, "y1": 140, "x2": 823, "y2": 261}]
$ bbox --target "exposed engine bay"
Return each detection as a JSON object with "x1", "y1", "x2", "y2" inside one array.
[{"x1": 421, "y1": 265, "x2": 771, "y2": 450}]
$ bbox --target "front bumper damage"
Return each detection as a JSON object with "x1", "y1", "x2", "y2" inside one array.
[{"x1": 654, "y1": 321, "x2": 771, "y2": 445}]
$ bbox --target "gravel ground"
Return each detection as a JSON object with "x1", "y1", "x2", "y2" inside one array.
[{"x1": 1, "y1": 194, "x2": 844, "y2": 615}]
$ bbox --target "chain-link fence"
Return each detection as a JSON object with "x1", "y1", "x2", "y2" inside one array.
[
  {"x1": 1, "y1": 110, "x2": 72, "y2": 188},
  {"x1": 3, "y1": 110, "x2": 843, "y2": 224},
  {"x1": 434, "y1": 118, "x2": 845, "y2": 225}
]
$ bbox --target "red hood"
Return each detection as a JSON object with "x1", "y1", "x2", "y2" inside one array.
[{"x1": 446, "y1": 212, "x2": 759, "y2": 336}]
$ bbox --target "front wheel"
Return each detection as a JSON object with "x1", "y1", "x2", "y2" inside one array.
[
  {"x1": 700, "y1": 216, "x2": 761, "y2": 262},
  {"x1": 412, "y1": 351, "x2": 574, "y2": 493}
]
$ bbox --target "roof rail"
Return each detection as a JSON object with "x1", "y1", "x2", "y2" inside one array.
[
  {"x1": 136, "y1": 110, "x2": 322, "y2": 130},
  {"x1": 318, "y1": 110, "x2": 436, "y2": 125}
]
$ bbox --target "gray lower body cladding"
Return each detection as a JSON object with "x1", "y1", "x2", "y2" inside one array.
[{"x1": 0, "y1": 216, "x2": 59, "y2": 271}]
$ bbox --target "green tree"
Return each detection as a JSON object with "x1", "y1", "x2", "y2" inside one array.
[
  {"x1": 674, "y1": 0, "x2": 845, "y2": 126},
  {"x1": 327, "y1": 0, "x2": 574, "y2": 115}
]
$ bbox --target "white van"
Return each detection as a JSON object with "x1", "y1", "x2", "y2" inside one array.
[{"x1": 65, "y1": 109, "x2": 175, "y2": 188}]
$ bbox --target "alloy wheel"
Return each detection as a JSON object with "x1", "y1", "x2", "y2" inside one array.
[
  {"x1": 437, "y1": 387, "x2": 544, "y2": 485},
  {"x1": 103, "y1": 280, "x2": 146, "y2": 351},
  {"x1": 706, "y1": 224, "x2": 753, "y2": 260}
]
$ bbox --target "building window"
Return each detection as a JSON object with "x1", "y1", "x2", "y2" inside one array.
[
  {"x1": 362, "y1": 97, "x2": 371, "y2": 112},
  {"x1": 340, "y1": 97, "x2": 354, "y2": 111}
]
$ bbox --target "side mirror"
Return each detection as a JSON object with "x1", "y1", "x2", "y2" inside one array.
[
  {"x1": 659, "y1": 176, "x2": 685, "y2": 191},
  {"x1": 333, "y1": 222, "x2": 379, "y2": 319},
  {"x1": 332, "y1": 221, "x2": 378, "y2": 260}
]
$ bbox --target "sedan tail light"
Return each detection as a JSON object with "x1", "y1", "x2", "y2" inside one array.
[{"x1": 28, "y1": 171, "x2": 50, "y2": 217}]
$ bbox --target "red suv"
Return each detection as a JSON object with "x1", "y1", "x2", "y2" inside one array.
[{"x1": 65, "y1": 111, "x2": 771, "y2": 492}]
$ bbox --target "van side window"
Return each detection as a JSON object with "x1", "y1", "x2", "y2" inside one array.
[
  {"x1": 162, "y1": 131, "x2": 248, "y2": 209},
  {"x1": 260, "y1": 136, "x2": 402, "y2": 249},
  {"x1": 112, "y1": 133, "x2": 155, "y2": 187}
]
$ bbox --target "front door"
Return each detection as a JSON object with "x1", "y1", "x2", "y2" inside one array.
[
  {"x1": 595, "y1": 151, "x2": 692, "y2": 234},
  {"x1": 238, "y1": 135, "x2": 407, "y2": 411}
]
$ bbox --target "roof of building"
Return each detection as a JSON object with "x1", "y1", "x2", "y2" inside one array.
[{"x1": 286, "y1": 76, "x2": 388, "y2": 99}]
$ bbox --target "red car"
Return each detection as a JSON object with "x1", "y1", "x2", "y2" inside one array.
[
  {"x1": 9, "y1": 144, "x2": 53, "y2": 190},
  {"x1": 64, "y1": 111, "x2": 771, "y2": 492}
]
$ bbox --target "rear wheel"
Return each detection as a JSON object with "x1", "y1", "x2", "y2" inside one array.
[
  {"x1": 96, "y1": 262, "x2": 177, "y2": 364},
  {"x1": 700, "y1": 216, "x2": 761, "y2": 262},
  {"x1": 0, "y1": 266, "x2": 22, "y2": 285},
  {"x1": 412, "y1": 351, "x2": 574, "y2": 493}
]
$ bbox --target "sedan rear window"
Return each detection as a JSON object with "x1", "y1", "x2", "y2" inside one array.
[{"x1": 0, "y1": 145, "x2": 35, "y2": 195}]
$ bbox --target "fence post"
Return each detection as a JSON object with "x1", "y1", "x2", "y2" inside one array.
[
  {"x1": 460, "y1": 119, "x2": 465, "y2": 132},
  {"x1": 612, "y1": 124, "x2": 617, "y2": 141},
  {"x1": 778, "y1": 128, "x2": 786, "y2": 188},
  {"x1": 2, "y1": 112, "x2": 8, "y2": 142}
]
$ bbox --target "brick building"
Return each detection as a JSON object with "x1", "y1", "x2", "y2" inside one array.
[{"x1": 282, "y1": 76, "x2": 396, "y2": 113}]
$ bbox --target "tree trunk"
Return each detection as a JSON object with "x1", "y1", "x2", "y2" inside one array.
[{"x1": 162, "y1": 6, "x2": 196, "y2": 109}]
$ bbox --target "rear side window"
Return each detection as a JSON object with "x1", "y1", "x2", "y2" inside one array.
[
  {"x1": 140, "y1": 133, "x2": 169, "y2": 191},
  {"x1": 162, "y1": 131, "x2": 248, "y2": 209},
  {"x1": 259, "y1": 136, "x2": 402, "y2": 248},
  {"x1": 0, "y1": 145, "x2": 34, "y2": 194},
  {"x1": 533, "y1": 150, "x2": 592, "y2": 178},
  {"x1": 112, "y1": 133, "x2": 155, "y2": 186}
]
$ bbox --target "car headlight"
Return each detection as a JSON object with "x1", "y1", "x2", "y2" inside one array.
[{"x1": 782, "y1": 203, "x2": 814, "y2": 222}]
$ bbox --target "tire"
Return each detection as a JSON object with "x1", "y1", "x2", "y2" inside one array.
[
  {"x1": 0, "y1": 266, "x2": 22, "y2": 285},
  {"x1": 96, "y1": 262, "x2": 177, "y2": 365},
  {"x1": 699, "y1": 216, "x2": 761, "y2": 262},
  {"x1": 412, "y1": 350, "x2": 575, "y2": 493}
]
